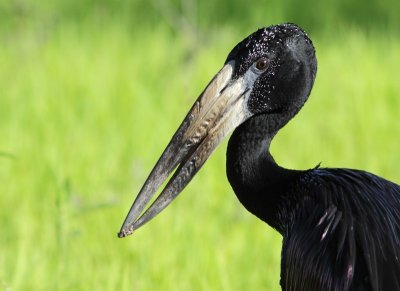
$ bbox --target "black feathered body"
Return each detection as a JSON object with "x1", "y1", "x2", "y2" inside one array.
[
  {"x1": 280, "y1": 168, "x2": 400, "y2": 291},
  {"x1": 227, "y1": 114, "x2": 400, "y2": 291}
]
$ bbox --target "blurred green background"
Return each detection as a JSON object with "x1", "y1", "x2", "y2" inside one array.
[{"x1": 1, "y1": 0, "x2": 399, "y2": 290}]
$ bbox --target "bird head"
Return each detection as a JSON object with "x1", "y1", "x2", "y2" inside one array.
[{"x1": 118, "y1": 23, "x2": 317, "y2": 237}]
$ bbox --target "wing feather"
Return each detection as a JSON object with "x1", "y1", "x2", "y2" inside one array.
[{"x1": 280, "y1": 168, "x2": 400, "y2": 291}]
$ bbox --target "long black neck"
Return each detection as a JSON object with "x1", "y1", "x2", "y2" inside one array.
[{"x1": 226, "y1": 112, "x2": 304, "y2": 232}]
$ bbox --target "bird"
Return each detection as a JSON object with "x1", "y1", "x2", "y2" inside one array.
[{"x1": 118, "y1": 23, "x2": 400, "y2": 290}]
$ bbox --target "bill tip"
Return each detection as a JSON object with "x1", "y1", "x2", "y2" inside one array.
[{"x1": 117, "y1": 227, "x2": 134, "y2": 238}]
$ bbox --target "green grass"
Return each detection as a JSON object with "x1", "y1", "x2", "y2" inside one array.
[{"x1": 0, "y1": 22, "x2": 399, "y2": 290}]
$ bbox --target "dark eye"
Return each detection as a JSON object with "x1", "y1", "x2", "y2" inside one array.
[{"x1": 255, "y1": 58, "x2": 269, "y2": 71}]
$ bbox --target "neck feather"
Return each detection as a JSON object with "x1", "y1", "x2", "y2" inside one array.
[{"x1": 226, "y1": 112, "x2": 302, "y2": 229}]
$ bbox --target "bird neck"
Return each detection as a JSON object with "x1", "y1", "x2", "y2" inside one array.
[{"x1": 226, "y1": 112, "x2": 302, "y2": 230}]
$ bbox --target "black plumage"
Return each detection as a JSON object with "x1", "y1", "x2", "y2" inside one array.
[
  {"x1": 119, "y1": 23, "x2": 400, "y2": 291},
  {"x1": 227, "y1": 114, "x2": 400, "y2": 290}
]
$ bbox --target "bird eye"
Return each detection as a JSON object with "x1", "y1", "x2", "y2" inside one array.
[{"x1": 255, "y1": 58, "x2": 269, "y2": 71}]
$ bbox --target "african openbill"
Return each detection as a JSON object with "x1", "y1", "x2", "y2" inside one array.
[{"x1": 119, "y1": 23, "x2": 400, "y2": 290}]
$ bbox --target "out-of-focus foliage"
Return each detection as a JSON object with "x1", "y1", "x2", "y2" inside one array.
[
  {"x1": 0, "y1": 0, "x2": 399, "y2": 290},
  {"x1": 1, "y1": 0, "x2": 399, "y2": 36}
]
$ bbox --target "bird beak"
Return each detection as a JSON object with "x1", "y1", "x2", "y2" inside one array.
[{"x1": 118, "y1": 60, "x2": 251, "y2": 237}]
